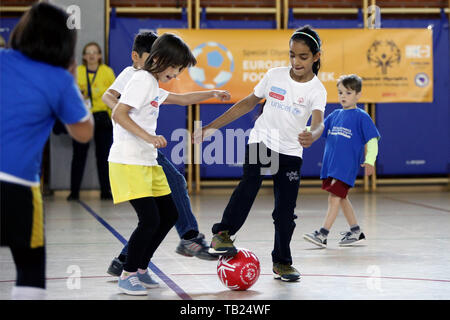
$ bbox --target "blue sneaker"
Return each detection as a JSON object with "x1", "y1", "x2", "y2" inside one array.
[
  {"x1": 118, "y1": 275, "x2": 147, "y2": 295},
  {"x1": 137, "y1": 269, "x2": 159, "y2": 288}
]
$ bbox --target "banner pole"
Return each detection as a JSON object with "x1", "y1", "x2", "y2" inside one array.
[{"x1": 370, "y1": 0, "x2": 377, "y2": 192}]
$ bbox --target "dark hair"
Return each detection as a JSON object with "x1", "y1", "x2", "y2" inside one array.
[
  {"x1": 337, "y1": 74, "x2": 363, "y2": 93},
  {"x1": 143, "y1": 33, "x2": 196, "y2": 75},
  {"x1": 82, "y1": 42, "x2": 103, "y2": 66},
  {"x1": 9, "y1": 2, "x2": 77, "y2": 69},
  {"x1": 133, "y1": 31, "x2": 158, "y2": 57},
  {"x1": 290, "y1": 25, "x2": 321, "y2": 75}
]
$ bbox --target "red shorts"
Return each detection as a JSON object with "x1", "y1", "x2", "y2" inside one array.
[{"x1": 322, "y1": 177, "x2": 350, "y2": 198}]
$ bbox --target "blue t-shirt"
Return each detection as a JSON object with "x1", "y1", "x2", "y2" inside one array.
[
  {"x1": 0, "y1": 49, "x2": 89, "y2": 184},
  {"x1": 320, "y1": 108, "x2": 380, "y2": 187}
]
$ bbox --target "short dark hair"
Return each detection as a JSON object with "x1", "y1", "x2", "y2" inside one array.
[
  {"x1": 143, "y1": 33, "x2": 196, "y2": 75},
  {"x1": 9, "y1": 2, "x2": 77, "y2": 69},
  {"x1": 337, "y1": 74, "x2": 363, "y2": 93},
  {"x1": 290, "y1": 25, "x2": 322, "y2": 75},
  {"x1": 133, "y1": 32, "x2": 158, "y2": 57}
]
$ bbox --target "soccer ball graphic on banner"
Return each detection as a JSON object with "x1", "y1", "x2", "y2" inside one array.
[
  {"x1": 188, "y1": 42, "x2": 234, "y2": 89},
  {"x1": 217, "y1": 248, "x2": 260, "y2": 291}
]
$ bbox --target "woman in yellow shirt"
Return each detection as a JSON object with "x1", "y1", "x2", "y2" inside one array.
[{"x1": 68, "y1": 42, "x2": 115, "y2": 200}]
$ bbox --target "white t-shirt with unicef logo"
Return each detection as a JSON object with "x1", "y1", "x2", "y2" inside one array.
[
  {"x1": 108, "y1": 69, "x2": 169, "y2": 166},
  {"x1": 250, "y1": 67, "x2": 327, "y2": 158}
]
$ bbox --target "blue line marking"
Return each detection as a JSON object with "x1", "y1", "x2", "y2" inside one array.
[{"x1": 78, "y1": 200, "x2": 192, "y2": 300}]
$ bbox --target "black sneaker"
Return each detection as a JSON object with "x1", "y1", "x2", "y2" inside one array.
[
  {"x1": 67, "y1": 193, "x2": 79, "y2": 201},
  {"x1": 176, "y1": 233, "x2": 218, "y2": 261},
  {"x1": 107, "y1": 257, "x2": 123, "y2": 277}
]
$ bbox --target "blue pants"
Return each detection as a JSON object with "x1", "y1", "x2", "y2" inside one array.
[{"x1": 120, "y1": 150, "x2": 198, "y2": 256}]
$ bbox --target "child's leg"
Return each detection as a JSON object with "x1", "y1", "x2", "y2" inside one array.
[
  {"x1": 139, "y1": 194, "x2": 178, "y2": 269},
  {"x1": 123, "y1": 197, "x2": 161, "y2": 274},
  {"x1": 10, "y1": 246, "x2": 46, "y2": 299},
  {"x1": 69, "y1": 140, "x2": 89, "y2": 198},
  {"x1": 156, "y1": 151, "x2": 198, "y2": 240},
  {"x1": 322, "y1": 193, "x2": 342, "y2": 231},
  {"x1": 271, "y1": 152, "x2": 302, "y2": 266},
  {"x1": 340, "y1": 196, "x2": 359, "y2": 229}
]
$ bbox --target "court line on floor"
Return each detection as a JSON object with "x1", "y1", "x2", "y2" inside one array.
[
  {"x1": 170, "y1": 273, "x2": 450, "y2": 283},
  {"x1": 2, "y1": 273, "x2": 449, "y2": 284},
  {"x1": 382, "y1": 196, "x2": 450, "y2": 213},
  {"x1": 78, "y1": 200, "x2": 192, "y2": 300}
]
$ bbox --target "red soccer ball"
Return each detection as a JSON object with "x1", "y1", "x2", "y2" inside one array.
[{"x1": 217, "y1": 248, "x2": 261, "y2": 291}]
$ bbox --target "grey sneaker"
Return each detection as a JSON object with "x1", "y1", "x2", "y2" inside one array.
[
  {"x1": 339, "y1": 231, "x2": 366, "y2": 246},
  {"x1": 107, "y1": 257, "x2": 123, "y2": 277},
  {"x1": 303, "y1": 230, "x2": 327, "y2": 248},
  {"x1": 176, "y1": 233, "x2": 218, "y2": 261},
  {"x1": 273, "y1": 263, "x2": 301, "y2": 282},
  {"x1": 208, "y1": 231, "x2": 238, "y2": 257}
]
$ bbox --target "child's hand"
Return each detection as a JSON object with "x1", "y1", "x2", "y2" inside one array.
[
  {"x1": 149, "y1": 135, "x2": 167, "y2": 149},
  {"x1": 192, "y1": 127, "x2": 215, "y2": 144},
  {"x1": 298, "y1": 129, "x2": 313, "y2": 148},
  {"x1": 213, "y1": 90, "x2": 231, "y2": 101},
  {"x1": 361, "y1": 163, "x2": 375, "y2": 176}
]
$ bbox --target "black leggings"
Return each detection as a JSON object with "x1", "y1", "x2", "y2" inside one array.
[{"x1": 124, "y1": 195, "x2": 178, "y2": 272}]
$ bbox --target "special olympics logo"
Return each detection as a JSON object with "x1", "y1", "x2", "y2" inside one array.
[
  {"x1": 367, "y1": 40, "x2": 401, "y2": 75},
  {"x1": 189, "y1": 42, "x2": 234, "y2": 89},
  {"x1": 240, "y1": 263, "x2": 258, "y2": 285},
  {"x1": 414, "y1": 73, "x2": 429, "y2": 87}
]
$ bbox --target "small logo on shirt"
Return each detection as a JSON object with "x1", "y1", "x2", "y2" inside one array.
[
  {"x1": 269, "y1": 86, "x2": 286, "y2": 101},
  {"x1": 286, "y1": 171, "x2": 300, "y2": 181},
  {"x1": 150, "y1": 96, "x2": 159, "y2": 108}
]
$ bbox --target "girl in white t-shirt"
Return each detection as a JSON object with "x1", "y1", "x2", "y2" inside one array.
[
  {"x1": 194, "y1": 25, "x2": 327, "y2": 282},
  {"x1": 109, "y1": 33, "x2": 196, "y2": 295}
]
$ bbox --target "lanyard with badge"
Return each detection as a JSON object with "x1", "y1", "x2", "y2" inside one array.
[{"x1": 85, "y1": 67, "x2": 98, "y2": 109}]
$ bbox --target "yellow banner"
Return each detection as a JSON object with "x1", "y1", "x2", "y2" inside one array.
[{"x1": 158, "y1": 28, "x2": 433, "y2": 103}]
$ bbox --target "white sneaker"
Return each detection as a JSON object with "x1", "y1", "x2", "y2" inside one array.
[
  {"x1": 303, "y1": 230, "x2": 327, "y2": 248},
  {"x1": 339, "y1": 231, "x2": 366, "y2": 246}
]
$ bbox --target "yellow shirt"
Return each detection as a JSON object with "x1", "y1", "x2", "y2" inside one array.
[{"x1": 77, "y1": 64, "x2": 115, "y2": 115}]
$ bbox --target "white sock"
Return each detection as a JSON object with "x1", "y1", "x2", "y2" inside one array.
[
  {"x1": 11, "y1": 286, "x2": 46, "y2": 300},
  {"x1": 120, "y1": 271, "x2": 137, "y2": 280}
]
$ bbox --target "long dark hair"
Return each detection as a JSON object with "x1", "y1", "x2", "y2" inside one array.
[
  {"x1": 290, "y1": 25, "x2": 321, "y2": 75},
  {"x1": 143, "y1": 33, "x2": 196, "y2": 75},
  {"x1": 9, "y1": 2, "x2": 77, "y2": 69}
]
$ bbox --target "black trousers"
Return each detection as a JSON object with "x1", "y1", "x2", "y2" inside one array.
[
  {"x1": 1, "y1": 181, "x2": 46, "y2": 288},
  {"x1": 69, "y1": 111, "x2": 112, "y2": 195},
  {"x1": 124, "y1": 195, "x2": 179, "y2": 272},
  {"x1": 212, "y1": 143, "x2": 303, "y2": 265}
]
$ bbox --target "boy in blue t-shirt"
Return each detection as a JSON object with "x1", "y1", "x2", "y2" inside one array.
[{"x1": 303, "y1": 74, "x2": 380, "y2": 248}]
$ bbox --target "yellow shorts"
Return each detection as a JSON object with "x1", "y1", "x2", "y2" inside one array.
[{"x1": 109, "y1": 162, "x2": 171, "y2": 204}]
